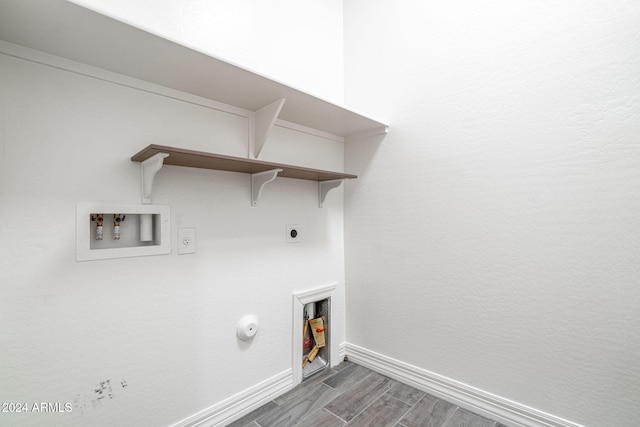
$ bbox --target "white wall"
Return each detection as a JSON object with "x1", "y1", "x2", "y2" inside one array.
[
  {"x1": 70, "y1": 0, "x2": 345, "y2": 105},
  {"x1": 6, "y1": 1, "x2": 639, "y2": 426},
  {"x1": 344, "y1": 1, "x2": 640, "y2": 426},
  {"x1": 0, "y1": 42, "x2": 345, "y2": 427}
]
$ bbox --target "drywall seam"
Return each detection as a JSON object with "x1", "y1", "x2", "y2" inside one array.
[{"x1": 345, "y1": 343, "x2": 584, "y2": 427}]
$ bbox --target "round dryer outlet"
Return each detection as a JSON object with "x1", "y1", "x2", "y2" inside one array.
[{"x1": 286, "y1": 224, "x2": 302, "y2": 243}]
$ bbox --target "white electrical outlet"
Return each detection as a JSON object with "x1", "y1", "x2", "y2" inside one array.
[
  {"x1": 286, "y1": 224, "x2": 302, "y2": 243},
  {"x1": 178, "y1": 228, "x2": 196, "y2": 254}
]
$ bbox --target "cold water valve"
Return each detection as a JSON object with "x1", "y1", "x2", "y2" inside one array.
[{"x1": 113, "y1": 214, "x2": 126, "y2": 240}]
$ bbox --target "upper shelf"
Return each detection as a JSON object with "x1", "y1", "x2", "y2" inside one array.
[
  {"x1": 0, "y1": 0, "x2": 388, "y2": 138},
  {"x1": 131, "y1": 145, "x2": 357, "y2": 182}
]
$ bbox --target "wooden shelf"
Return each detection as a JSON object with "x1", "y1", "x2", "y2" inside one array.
[
  {"x1": 131, "y1": 145, "x2": 357, "y2": 181},
  {"x1": 0, "y1": 0, "x2": 388, "y2": 138},
  {"x1": 132, "y1": 145, "x2": 355, "y2": 206}
]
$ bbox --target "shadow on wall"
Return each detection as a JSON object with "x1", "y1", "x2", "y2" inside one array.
[{"x1": 345, "y1": 132, "x2": 388, "y2": 178}]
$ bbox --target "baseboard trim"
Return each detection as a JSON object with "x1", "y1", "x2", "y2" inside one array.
[
  {"x1": 337, "y1": 342, "x2": 347, "y2": 363},
  {"x1": 345, "y1": 343, "x2": 583, "y2": 427},
  {"x1": 170, "y1": 369, "x2": 293, "y2": 427}
]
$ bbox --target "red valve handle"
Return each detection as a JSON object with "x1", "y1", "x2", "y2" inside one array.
[{"x1": 316, "y1": 328, "x2": 325, "y2": 332}]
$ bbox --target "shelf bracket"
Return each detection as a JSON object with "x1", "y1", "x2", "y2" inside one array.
[
  {"x1": 251, "y1": 168, "x2": 283, "y2": 206},
  {"x1": 141, "y1": 152, "x2": 169, "y2": 204},
  {"x1": 254, "y1": 98, "x2": 286, "y2": 158},
  {"x1": 318, "y1": 179, "x2": 343, "y2": 208}
]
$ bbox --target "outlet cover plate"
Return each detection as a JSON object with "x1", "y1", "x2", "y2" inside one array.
[{"x1": 178, "y1": 227, "x2": 196, "y2": 254}]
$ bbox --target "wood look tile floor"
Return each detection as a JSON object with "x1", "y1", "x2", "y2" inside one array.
[{"x1": 227, "y1": 362, "x2": 506, "y2": 427}]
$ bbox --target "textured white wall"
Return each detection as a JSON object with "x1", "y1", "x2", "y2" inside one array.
[
  {"x1": 0, "y1": 47, "x2": 345, "y2": 426},
  {"x1": 344, "y1": 1, "x2": 640, "y2": 426},
  {"x1": 70, "y1": 0, "x2": 345, "y2": 105}
]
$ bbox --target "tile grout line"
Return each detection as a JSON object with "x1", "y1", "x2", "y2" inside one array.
[
  {"x1": 323, "y1": 407, "x2": 348, "y2": 425},
  {"x1": 321, "y1": 368, "x2": 381, "y2": 423},
  {"x1": 383, "y1": 394, "x2": 418, "y2": 426},
  {"x1": 385, "y1": 390, "x2": 424, "y2": 427},
  {"x1": 293, "y1": 383, "x2": 342, "y2": 426},
  {"x1": 324, "y1": 368, "x2": 375, "y2": 392},
  {"x1": 257, "y1": 381, "x2": 328, "y2": 427},
  {"x1": 441, "y1": 406, "x2": 462, "y2": 427},
  {"x1": 240, "y1": 363, "x2": 505, "y2": 427},
  {"x1": 333, "y1": 378, "x2": 395, "y2": 425},
  {"x1": 302, "y1": 366, "x2": 369, "y2": 423}
]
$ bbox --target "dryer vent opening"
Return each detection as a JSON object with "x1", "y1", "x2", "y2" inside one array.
[{"x1": 302, "y1": 298, "x2": 330, "y2": 380}]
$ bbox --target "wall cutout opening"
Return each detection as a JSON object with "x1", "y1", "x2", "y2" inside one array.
[
  {"x1": 302, "y1": 298, "x2": 330, "y2": 380},
  {"x1": 293, "y1": 284, "x2": 337, "y2": 386},
  {"x1": 88, "y1": 213, "x2": 161, "y2": 249},
  {"x1": 76, "y1": 203, "x2": 170, "y2": 261}
]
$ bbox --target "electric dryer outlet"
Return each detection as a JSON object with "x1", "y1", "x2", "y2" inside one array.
[{"x1": 286, "y1": 224, "x2": 302, "y2": 243}]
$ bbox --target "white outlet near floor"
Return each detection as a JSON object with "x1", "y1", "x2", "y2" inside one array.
[
  {"x1": 178, "y1": 228, "x2": 196, "y2": 254},
  {"x1": 286, "y1": 224, "x2": 302, "y2": 243}
]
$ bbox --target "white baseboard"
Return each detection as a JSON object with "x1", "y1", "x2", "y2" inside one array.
[
  {"x1": 345, "y1": 343, "x2": 583, "y2": 427},
  {"x1": 170, "y1": 369, "x2": 293, "y2": 427}
]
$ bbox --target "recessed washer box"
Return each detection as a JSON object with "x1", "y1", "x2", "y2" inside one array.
[{"x1": 76, "y1": 203, "x2": 170, "y2": 261}]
